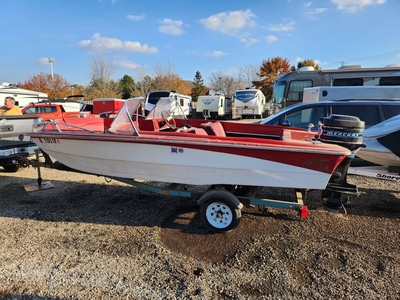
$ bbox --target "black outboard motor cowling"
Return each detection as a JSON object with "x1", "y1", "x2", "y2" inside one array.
[{"x1": 316, "y1": 114, "x2": 365, "y2": 209}]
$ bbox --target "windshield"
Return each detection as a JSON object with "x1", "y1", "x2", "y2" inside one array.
[
  {"x1": 147, "y1": 91, "x2": 170, "y2": 105},
  {"x1": 109, "y1": 96, "x2": 187, "y2": 134},
  {"x1": 260, "y1": 102, "x2": 305, "y2": 124},
  {"x1": 234, "y1": 90, "x2": 258, "y2": 102},
  {"x1": 108, "y1": 97, "x2": 144, "y2": 134},
  {"x1": 271, "y1": 81, "x2": 286, "y2": 105}
]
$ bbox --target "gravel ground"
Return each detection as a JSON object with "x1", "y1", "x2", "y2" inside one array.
[{"x1": 0, "y1": 165, "x2": 399, "y2": 299}]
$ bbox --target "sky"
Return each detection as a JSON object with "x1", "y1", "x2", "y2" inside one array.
[{"x1": 1, "y1": 0, "x2": 400, "y2": 87}]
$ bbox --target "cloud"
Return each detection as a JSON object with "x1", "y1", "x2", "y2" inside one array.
[
  {"x1": 239, "y1": 34, "x2": 258, "y2": 47},
  {"x1": 77, "y1": 33, "x2": 158, "y2": 54},
  {"x1": 306, "y1": 7, "x2": 328, "y2": 16},
  {"x1": 200, "y1": 9, "x2": 256, "y2": 34},
  {"x1": 331, "y1": 0, "x2": 386, "y2": 13},
  {"x1": 268, "y1": 21, "x2": 295, "y2": 32},
  {"x1": 127, "y1": 13, "x2": 145, "y2": 21},
  {"x1": 158, "y1": 19, "x2": 184, "y2": 35},
  {"x1": 203, "y1": 50, "x2": 227, "y2": 58},
  {"x1": 114, "y1": 58, "x2": 141, "y2": 69},
  {"x1": 265, "y1": 35, "x2": 278, "y2": 44}
]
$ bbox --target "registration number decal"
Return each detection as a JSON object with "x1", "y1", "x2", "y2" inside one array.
[
  {"x1": 0, "y1": 149, "x2": 15, "y2": 157},
  {"x1": 38, "y1": 137, "x2": 60, "y2": 144}
]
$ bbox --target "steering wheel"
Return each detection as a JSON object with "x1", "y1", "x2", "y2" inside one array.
[{"x1": 161, "y1": 110, "x2": 176, "y2": 130}]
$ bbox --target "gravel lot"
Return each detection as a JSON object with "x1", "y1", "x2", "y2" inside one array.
[{"x1": 0, "y1": 165, "x2": 399, "y2": 299}]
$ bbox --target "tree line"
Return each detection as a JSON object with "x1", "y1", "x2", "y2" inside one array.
[{"x1": 18, "y1": 57, "x2": 320, "y2": 102}]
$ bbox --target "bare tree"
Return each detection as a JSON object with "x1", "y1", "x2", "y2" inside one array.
[
  {"x1": 208, "y1": 72, "x2": 242, "y2": 98},
  {"x1": 238, "y1": 65, "x2": 261, "y2": 88},
  {"x1": 134, "y1": 65, "x2": 153, "y2": 97},
  {"x1": 152, "y1": 61, "x2": 182, "y2": 92},
  {"x1": 88, "y1": 58, "x2": 116, "y2": 96}
]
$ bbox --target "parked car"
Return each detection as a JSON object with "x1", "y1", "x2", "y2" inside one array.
[
  {"x1": 260, "y1": 99, "x2": 400, "y2": 130},
  {"x1": 22, "y1": 102, "x2": 85, "y2": 121}
]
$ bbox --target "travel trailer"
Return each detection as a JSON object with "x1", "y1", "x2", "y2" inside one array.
[
  {"x1": 0, "y1": 83, "x2": 48, "y2": 107},
  {"x1": 196, "y1": 95, "x2": 232, "y2": 119},
  {"x1": 233, "y1": 88, "x2": 266, "y2": 119}
]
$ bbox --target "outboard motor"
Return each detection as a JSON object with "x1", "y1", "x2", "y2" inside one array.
[{"x1": 316, "y1": 114, "x2": 365, "y2": 209}]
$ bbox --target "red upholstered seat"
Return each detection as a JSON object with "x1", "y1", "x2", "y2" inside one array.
[
  {"x1": 200, "y1": 121, "x2": 226, "y2": 137},
  {"x1": 183, "y1": 127, "x2": 208, "y2": 135}
]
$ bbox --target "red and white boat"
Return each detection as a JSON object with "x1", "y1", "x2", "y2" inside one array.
[
  {"x1": 28, "y1": 97, "x2": 364, "y2": 232},
  {"x1": 28, "y1": 97, "x2": 363, "y2": 189}
]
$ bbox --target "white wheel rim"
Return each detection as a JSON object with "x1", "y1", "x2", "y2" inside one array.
[{"x1": 205, "y1": 201, "x2": 233, "y2": 229}]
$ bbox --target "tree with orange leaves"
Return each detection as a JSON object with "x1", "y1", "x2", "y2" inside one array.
[
  {"x1": 252, "y1": 57, "x2": 291, "y2": 100},
  {"x1": 18, "y1": 72, "x2": 72, "y2": 99}
]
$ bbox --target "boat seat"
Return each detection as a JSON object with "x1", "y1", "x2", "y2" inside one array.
[
  {"x1": 182, "y1": 127, "x2": 208, "y2": 135},
  {"x1": 200, "y1": 121, "x2": 226, "y2": 137}
]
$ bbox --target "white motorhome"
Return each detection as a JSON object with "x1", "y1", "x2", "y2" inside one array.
[
  {"x1": 0, "y1": 83, "x2": 48, "y2": 107},
  {"x1": 145, "y1": 91, "x2": 192, "y2": 117},
  {"x1": 233, "y1": 88, "x2": 266, "y2": 118},
  {"x1": 303, "y1": 86, "x2": 400, "y2": 103},
  {"x1": 196, "y1": 95, "x2": 232, "y2": 119}
]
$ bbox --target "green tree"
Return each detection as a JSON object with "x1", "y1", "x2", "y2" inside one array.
[
  {"x1": 253, "y1": 57, "x2": 291, "y2": 100},
  {"x1": 292, "y1": 59, "x2": 320, "y2": 71},
  {"x1": 136, "y1": 75, "x2": 154, "y2": 97},
  {"x1": 190, "y1": 71, "x2": 207, "y2": 102},
  {"x1": 119, "y1": 74, "x2": 136, "y2": 99}
]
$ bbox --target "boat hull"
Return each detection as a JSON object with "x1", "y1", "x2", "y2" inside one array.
[
  {"x1": 30, "y1": 132, "x2": 348, "y2": 190},
  {"x1": 356, "y1": 138, "x2": 400, "y2": 167}
]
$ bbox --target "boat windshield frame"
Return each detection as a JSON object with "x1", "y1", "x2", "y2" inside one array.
[
  {"x1": 108, "y1": 97, "x2": 144, "y2": 136},
  {"x1": 108, "y1": 96, "x2": 187, "y2": 135}
]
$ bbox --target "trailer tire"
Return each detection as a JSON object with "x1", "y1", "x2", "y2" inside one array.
[
  {"x1": 3, "y1": 164, "x2": 20, "y2": 172},
  {"x1": 199, "y1": 190, "x2": 242, "y2": 233}
]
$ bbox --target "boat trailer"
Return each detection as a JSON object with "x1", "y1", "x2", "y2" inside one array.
[{"x1": 21, "y1": 149, "x2": 358, "y2": 233}]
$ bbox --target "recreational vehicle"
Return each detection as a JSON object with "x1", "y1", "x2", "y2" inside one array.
[
  {"x1": 145, "y1": 91, "x2": 192, "y2": 117},
  {"x1": 0, "y1": 83, "x2": 48, "y2": 107},
  {"x1": 271, "y1": 64, "x2": 400, "y2": 111},
  {"x1": 196, "y1": 95, "x2": 232, "y2": 119},
  {"x1": 233, "y1": 88, "x2": 266, "y2": 119}
]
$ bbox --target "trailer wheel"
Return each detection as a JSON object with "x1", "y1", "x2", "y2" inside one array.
[
  {"x1": 199, "y1": 190, "x2": 242, "y2": 233},
  {"x1": 3, "y1": 164, "x2": 20, "y2": 172}
]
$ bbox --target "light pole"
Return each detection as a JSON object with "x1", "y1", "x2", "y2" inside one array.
[{"x1": 48, "y1": 58, "x2": 55, "y2": 79}]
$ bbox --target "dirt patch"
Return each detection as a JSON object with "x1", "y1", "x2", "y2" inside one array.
[{"x1": 0, "y1": 167, "x2": 399, "y2": 299}]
